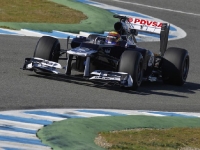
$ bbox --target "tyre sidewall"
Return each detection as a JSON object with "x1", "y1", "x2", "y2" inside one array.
[
  {"x1": 34, "y1": 36, "x2": 60, "y2": 62},
  {"x1": 162, "y1": 47, "x2": 189, "y2": 85},
  {"x1": 118, "y1": 50, "x2": 143, "y2": 90}
]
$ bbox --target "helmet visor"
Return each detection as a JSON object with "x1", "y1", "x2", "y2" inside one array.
[{"x1": 106, "y1": 36, "x2": 117, "y2": 44}]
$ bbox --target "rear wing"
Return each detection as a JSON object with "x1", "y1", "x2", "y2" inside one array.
[
  {"x1": 113, "y1": 15, "x2": 170, "y2": 56},
  {"x1": 128, "y1": 17, "x2": 164, "y2": 34}
]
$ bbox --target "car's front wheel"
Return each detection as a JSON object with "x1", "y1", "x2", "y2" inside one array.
[
  {"x1": 118, "y1": 50, "x2": 143, "y2": 90},
  {"x1": 33, "y1": 36, "x2": 60, "y2": 75},
  {"x1": 34, "y1": 36, "x2": 60, "y2": 62}
]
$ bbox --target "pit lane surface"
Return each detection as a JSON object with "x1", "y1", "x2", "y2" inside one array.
[{"x1": 0, "y1": 0, "x2": 200, "y2": 112}]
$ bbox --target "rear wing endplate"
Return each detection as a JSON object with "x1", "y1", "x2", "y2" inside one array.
[{"x1": 160, "y1": 23, "x2": 170, "y2": 56}]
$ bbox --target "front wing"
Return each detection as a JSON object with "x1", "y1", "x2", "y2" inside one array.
[{"x1": 21, "y1": 58, "x2": 133, "y2": 87}]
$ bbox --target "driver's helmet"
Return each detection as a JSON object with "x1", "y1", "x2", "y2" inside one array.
[{"x1": 105, "y1": 31, "x2": 121, "y2": 44}]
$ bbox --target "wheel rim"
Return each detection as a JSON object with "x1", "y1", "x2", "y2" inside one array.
[{"x1": 182, "y1": 56, "x2": 189, "y2": 81}]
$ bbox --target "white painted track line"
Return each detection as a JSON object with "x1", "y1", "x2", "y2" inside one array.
[
  {"x1": 0, "y1": 119, "x2": 43, "y2": 130},
  {"x1": 0, "y1": 141, "x2": 51, "y2": 150},
  {"x1": 2, "y1": 111, "x2": 65, "y2": 122},
  {"x1": 0, "y1": 130, "x2": 37, "y2": 139},
  {"x1": 111, "y1": 0, "x2": 200, "y2": 16}
]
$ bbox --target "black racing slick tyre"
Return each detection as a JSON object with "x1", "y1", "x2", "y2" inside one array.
[
  {"x1": 162, "y1": 47, "x2": 189, "y2": 86},
  {"x1": 34, "y1": 36, "x2": 60, "y2": 62},
  {"x1": 118, "y1": 50, "x2": 143, "y2": 90}
]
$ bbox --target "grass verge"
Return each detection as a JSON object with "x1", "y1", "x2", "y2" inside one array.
[
  {"x1": 37, "y1": 115, "x2": 200, "y2": 150},
  {"x1": 97, "y1": 128, "x2": 200, "y2": 150},
  {"x1": 0, "y1": 0, "x2": 117, "y2": 33},
  {"x1": 0, "y1": 0, "x2": 87, "y2": 23}
]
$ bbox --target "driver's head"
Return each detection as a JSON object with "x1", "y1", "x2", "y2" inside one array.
[{"x1": 105, "y1": 31, "x2": 121, "y2": 44}]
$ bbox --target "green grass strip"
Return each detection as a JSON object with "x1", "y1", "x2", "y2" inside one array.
[
  {"x1": 37, "y1": 115, "x2": 200, "y2": 150},
  {"x1": 0, "y1": 0, "x2": 117, "y2": 33}
]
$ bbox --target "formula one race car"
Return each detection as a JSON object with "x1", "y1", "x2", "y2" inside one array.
[{"x1": 22, "y1": 14, "x2": 189, "y2": 90}]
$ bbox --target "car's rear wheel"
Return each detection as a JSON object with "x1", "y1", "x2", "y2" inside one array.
[
  {"x1": 34, "y1": 36, "x2": 60, "y2": 62},
  {"x1": 118, "y1": 50, "x2": 143, "y2": 90},
  {"x1": 162, "y1": 47, "x2": 189, "y2": 85}
]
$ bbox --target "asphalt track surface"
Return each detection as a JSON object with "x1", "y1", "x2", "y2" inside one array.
[{"x1": 0, "y1": 0, "x2": 200, "y2": 112}]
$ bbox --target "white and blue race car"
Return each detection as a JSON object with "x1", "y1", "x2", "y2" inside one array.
[{"x1": 22, "y1": 15, "x2": 189, "y2": 90}]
